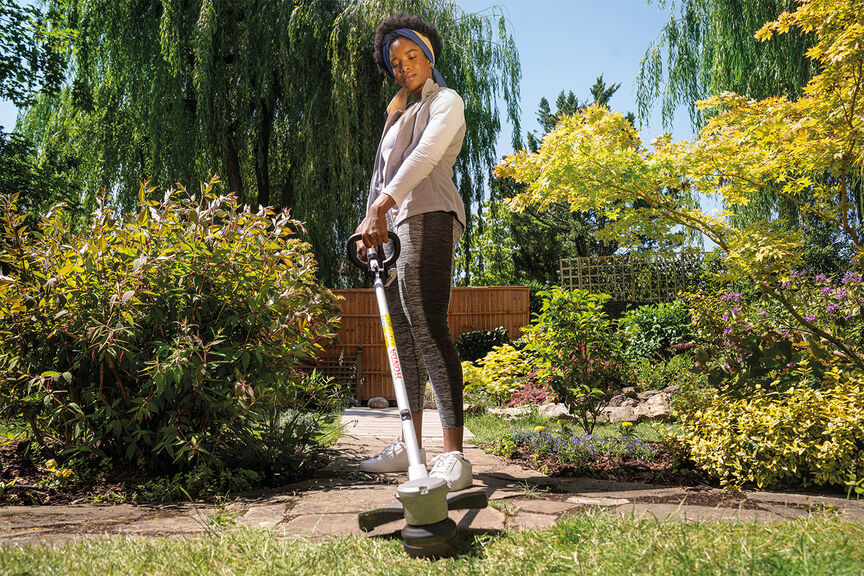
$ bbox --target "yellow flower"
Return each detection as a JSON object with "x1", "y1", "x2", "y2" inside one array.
[
  {"x1": 534, "y1": 426, "x2": 546, "y2": 433},
  {"x1": 621, "y1": 422, "x2": 634, "y2": 428},
  {"x1": 557, "y1": 418, "x2": 569, "y2": 426},
  {"x1": 60, "y1": 469, "x2": 73, "y2": 478},
  {"x1": 44, "y1": 459, "x2": 57, "y2": 471}
]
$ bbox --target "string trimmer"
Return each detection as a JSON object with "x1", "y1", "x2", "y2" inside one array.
[{"x1": 347, "y1": 232, "x2": 488, "y2": 558}]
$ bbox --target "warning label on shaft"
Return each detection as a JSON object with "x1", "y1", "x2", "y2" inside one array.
[{"x1": 381, "y1": 315, "x2": 396, "y2": 349}]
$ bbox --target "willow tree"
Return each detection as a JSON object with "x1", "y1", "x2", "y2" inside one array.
[
  {"x1": 637, "y1": 0, "x2": 815, "y2": 128},
  {"x1": 19, "y1": 0, "x2": 520, "y2": 286}
]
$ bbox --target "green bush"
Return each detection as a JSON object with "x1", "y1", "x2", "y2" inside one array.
[
  {"x1": 0, "y1": 181, "x2": 340, "y2": 476},
  {"x1": 628, "y1": 354, "x2": 705, "y2": 392},
  {"x1": 454, "y1": 326, "x2": 509, "y2": 362},
  {"x1": 619, "y1": 300, "x2": 693, "y2": 361},
  {"x1": 462, "y1": 343, "x2": 531, "y2": 405},
  {"x1": 522, "y1": 287, "x2": 624, "y2": 434},
  {"x1": 675, "y1": 368, "x2": 864, "y2": 488}
]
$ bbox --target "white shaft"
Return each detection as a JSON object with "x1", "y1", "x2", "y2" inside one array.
[{"x1": 373, "y1": 275, "x2": 428, "y2": 480}]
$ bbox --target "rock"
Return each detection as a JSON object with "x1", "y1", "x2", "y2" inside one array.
[
  {"x1": 598, "y1": 406, "x2": 637, "y2": 423},
  {"x1": 538, "y1": 403, "x2": 569, "y2": 419},
  {"x1": 607, "y1": 394, "x2": 626, "y2": 407},
  {"x1": 621, "y1": 386, "x2": 638, "y2": 398},
  {"x1": 367, "y1": 397, "x2": 389, "y2": 409},
  {"x1": 662, "y1": 385, "x2": 680, "y2": 396},
  {"x1": 488, "y1": 406, "x2": 530, "y2": 419},
  {"x1": 634, "y1": 393, "x2": 672, "y2": 421},
  {"x1": 566, "y1": 496, "x2": 630, "y2": 506},
  {"x1": 637, "y1": 390, "x2": 661, "y2": 401}
]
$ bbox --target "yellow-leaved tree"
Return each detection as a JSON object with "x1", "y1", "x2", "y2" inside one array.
[{"x1": 495, "y1": 0, "x2": 863, "y2": 369}]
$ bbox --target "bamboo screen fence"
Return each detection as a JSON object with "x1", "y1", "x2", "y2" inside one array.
[
  {"x1": 559, "y1": 253, "x2": 705, "y2": 302},
  {"x1": 328, "y1": 286, "x2": 530, "y2": 401}
]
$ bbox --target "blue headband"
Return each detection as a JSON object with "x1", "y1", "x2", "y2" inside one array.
[{"x1": 382, "y1": 28, "x2": 447, "y2": 88}]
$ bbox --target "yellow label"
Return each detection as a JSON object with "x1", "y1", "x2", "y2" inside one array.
[{"x1": 382, "y1": 315, "x2": 397, "y2": 348}]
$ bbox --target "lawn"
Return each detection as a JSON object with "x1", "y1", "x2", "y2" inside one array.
[{"x1": 2, "y1": 513, "x2": 863, "y2": 575}]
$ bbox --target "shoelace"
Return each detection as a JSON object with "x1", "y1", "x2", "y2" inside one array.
[
  {"x1": 430, "y1": 451, "x2": 463, "y2": 475},
  {"x1": 374, "y1": 439, "x2": 403, "y2": 459}
]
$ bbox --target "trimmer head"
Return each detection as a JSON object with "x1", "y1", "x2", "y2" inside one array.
[{"x1": 358, "y1": 483, "x2": 489, "y2": 557}]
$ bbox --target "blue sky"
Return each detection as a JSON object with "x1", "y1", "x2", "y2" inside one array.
[{"x1": 0, "y1": 0, "x2": 693, "y2": 145}]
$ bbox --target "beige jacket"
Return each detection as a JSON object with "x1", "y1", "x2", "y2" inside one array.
[{"x1": 367, "y1": 78, "x2": 467, "y2": 231}]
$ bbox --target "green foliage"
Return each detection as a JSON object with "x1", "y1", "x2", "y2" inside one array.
[
  {"x1": 675, "y1": 369, "x2": 864, "y2": 488},
  {"x1": 0, "y1": 1, "x2": 71, "y2": 106},
  {"x1": 497, "y1": 1, "x2": 864, "y2": 370},
  {"x1": 454, "y1": 327, "x2": 509, "y2": 363},
  {"x1": 522, "y1": 287, "x2": 624, "y2": 433},
  {"x1": 685, "y1": 275, "x2": 863, "y2": 394},
  {"x1": 619, "y1": 300, "x2": 694, "y2": 361},
  {"x1": 627, "y1": 354, "x2": 704, "y2": 392},
  {"x1": 462, "y1": 344, "x2": 531, "y2": 406},
  {"x1": 0, "y1": 180, "x2": 341, "y2": 475},
  {"x1": 0, "y1": 130, "x2": 82, "y2": 227},
  {"x1": 637, "y1": 0, "x2": 813, "y2": 128},
  {"x1": 20, "y1": 0, "x2": 521, "y2": 287}
]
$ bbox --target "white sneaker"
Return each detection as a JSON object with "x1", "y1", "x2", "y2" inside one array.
[
  {"x1": 429, "y1": 451, "x2": 473, "y2": 491},
  {"x1": 359, "y1": 439, "x2": 426, "y2": 473}
]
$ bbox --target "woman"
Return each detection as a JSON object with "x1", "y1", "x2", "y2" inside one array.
[{"x1": 354, "y1": 13, "x2": 471, "y2": 491}]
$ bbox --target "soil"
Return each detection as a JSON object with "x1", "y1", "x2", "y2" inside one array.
[
  {"x1": 1, "y1": 440, "x2": 141, "y2": 506},
  {"x1": 505, "y1": 442, "x2": 714, "y2": 487}
]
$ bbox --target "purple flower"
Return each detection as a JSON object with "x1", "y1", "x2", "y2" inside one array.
[
  {"x1": 826, "y1": 303, "x2": 840, "y2": 314},
  {"x1": 731, "y1": 306, "x2": 741, "y2": 314},
  {"x1": 787, "y1": 362, "x2": 794, "y2": 367},
  {"x1": 815, "y1": 274, "x2": 828, "y2": 282},
  {"x1": 805, "y1": 314, "x2": 816, "y2": 322},
  {"x1": 721, "y1": 313, "x2": 729, "y2": 322},
  {"x1": 723, "y1": 327, "x2": 733, "y2": 335},
  {"x1": 842, "y1": 272, "x2": 862, "y2": 284},
  {"x1": 781, "y1": 281, "x2": 792, "y2": 289},
  {"x1": 820, "y1": 287, "x2": 832, "y2": 295},
  {"x1": 721, "y1": 292, "x2": 742, "y2": 301},
  {"x1": 836, "y1": 289, "x2": 848, "y2": 300},
  {"x1": 758, "y1": 309, "x2": 768, "y2": 317}
]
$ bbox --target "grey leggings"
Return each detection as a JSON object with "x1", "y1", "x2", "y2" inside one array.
[{"x1": 384, "y1": 211, "x2": 464, "y2": 428}]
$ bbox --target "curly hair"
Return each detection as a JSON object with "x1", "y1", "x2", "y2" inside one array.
[{"x1": 373, "y1": 13, "x2": 442, "y2": 78}]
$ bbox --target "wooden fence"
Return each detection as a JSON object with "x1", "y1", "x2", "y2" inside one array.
[
  {"x1": 327, "y1": 286, "x2": 530, "y2": 401},
  {"x1": 559, "y1": 253, "x2": 706, "y2": 302}
]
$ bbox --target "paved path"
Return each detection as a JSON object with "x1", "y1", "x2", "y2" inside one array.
[{"x1": 2, "y1": 408, "x2": 863, "y2": 547}]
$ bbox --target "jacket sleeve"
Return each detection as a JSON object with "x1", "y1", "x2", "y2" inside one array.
[{"x1": 382, "y1": 90, "x2": 465, "y2": 207}]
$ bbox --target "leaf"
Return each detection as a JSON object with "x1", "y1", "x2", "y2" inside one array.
[{"x1": 121, "y1": 290, "x2": 135, "y2": 305}]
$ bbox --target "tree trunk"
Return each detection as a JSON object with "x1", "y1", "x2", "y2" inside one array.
[
  {"x1": 224, "y1": 136, "x2": 243, "y2": 200},
  {"x1": 255, "y1": 103, "x2": 273, "y2": 208}
]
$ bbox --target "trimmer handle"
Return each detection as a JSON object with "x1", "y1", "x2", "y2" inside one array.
[{"x1": 347, "y1": 231, "x2": 400, "y2": 271}]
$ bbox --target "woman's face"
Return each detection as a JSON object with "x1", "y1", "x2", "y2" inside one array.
[{"x1": 388, "y1": 37, "x2": 434, "y2": 100}]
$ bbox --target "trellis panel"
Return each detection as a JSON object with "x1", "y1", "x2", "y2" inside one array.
[{"x1": 560, "y1": 253, "x2": 705, "y2": 302}]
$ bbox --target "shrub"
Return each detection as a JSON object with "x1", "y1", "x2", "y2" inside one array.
[
  {"x1": 455, "y1": 327, "x2": 509, "y2": 362},
  {"x1": 522, "y1": 287, "x2": 624, "y2": 434},
  {"x1": 627, "y1": 354, "x2": 705, "y2": 392},
  {"x1": 0, "y1": 181, "x2": 341, "y2": 476},
  {"x1": 462, "y1": 343, "x2": 531, "y2": 405},
  {"x1": 675, "y1": 368, "x2": 864, "y2": 488},
  {"x1": 685, "y1": 275, "x2": 863, "y2": 394},
  {"x1": 506, "y1": 370, "x2": 557, "y2": 407},
  {"x1": 619, "y1": 300, "x2": 693, "y2": 361}
]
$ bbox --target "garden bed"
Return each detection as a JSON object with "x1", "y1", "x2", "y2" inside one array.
[{"x1": 495, "y1": 440, "x2": 710, "y2": 487}]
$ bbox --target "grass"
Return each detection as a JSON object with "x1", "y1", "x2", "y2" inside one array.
[{"x1": 2, "y1": 513, "x2": 863, "y2": 575}]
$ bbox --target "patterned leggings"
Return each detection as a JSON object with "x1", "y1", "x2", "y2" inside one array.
[{"x1": 385, "y1": 211, "x2": 464, "y2": 428}]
